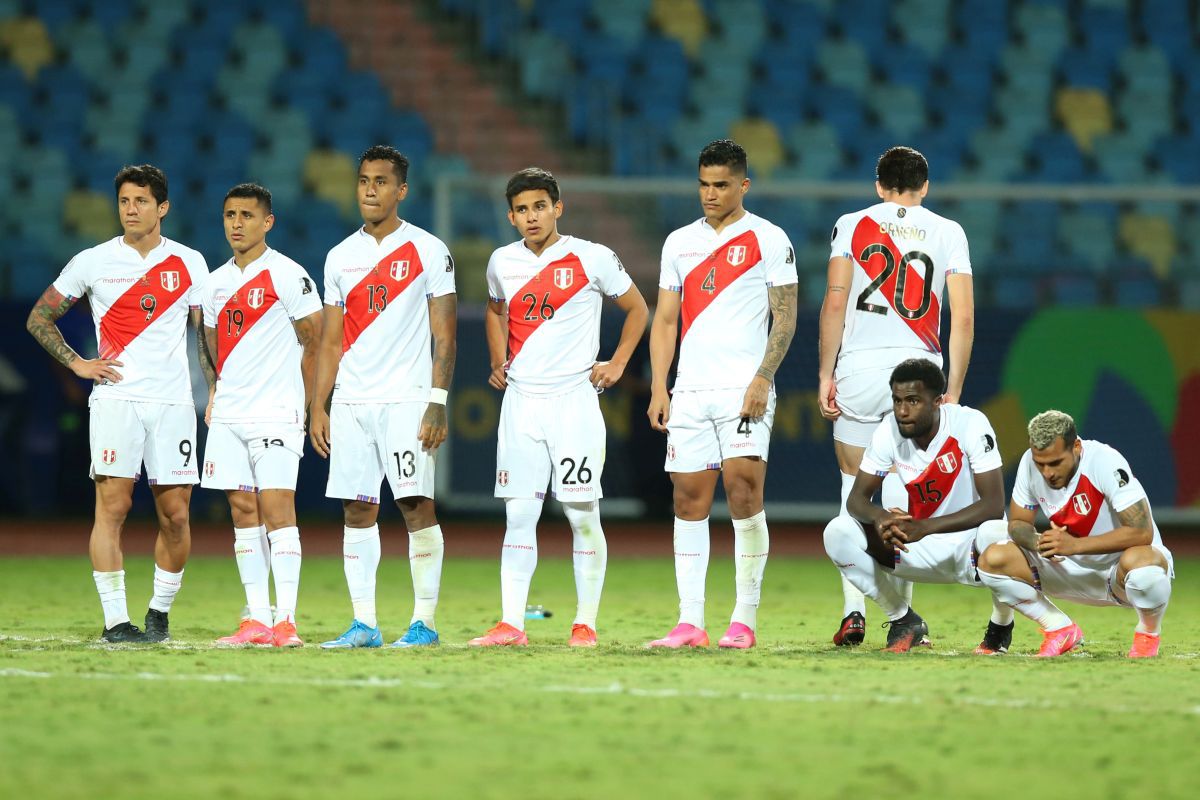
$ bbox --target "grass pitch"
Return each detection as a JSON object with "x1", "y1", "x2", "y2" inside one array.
[{"x1": 2, "y1": 553, "x2": 1198, "y2": 800}]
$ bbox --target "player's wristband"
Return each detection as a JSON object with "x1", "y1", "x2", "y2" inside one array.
[{"x1": 429, "y1": 388, "x2": 448, "y2": 405}]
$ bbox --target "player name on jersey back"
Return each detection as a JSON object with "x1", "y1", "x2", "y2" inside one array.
[
  {"x1": 487, "y1": 235, "x2": 631, "y2": 395},
  {"x1": 201, "y1": 248, "x2": 322, "y2": 423},
  {"x1": 52, "y1": 236, "x2": 209, "y2": 405},
  {"x1": 659, "y1": 212, "x2": 796, "y2": 392},
  {"x1": 861, "y1": 404, "x2": 1001, "y2": 522},
  {"x1": 831, "y1": 202, "x2": 971, "y2": 362},
  {"x1": 324, "y1": 223, "x2": 455, "y2": 403}
]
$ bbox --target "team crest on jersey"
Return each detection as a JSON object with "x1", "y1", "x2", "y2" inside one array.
[
  {"x1": 101, "y1": 448, "x2": 117, "y2": 465},
  {"x1": 204, "y1": 461, "x2": 215, "y2": 477},
  {"x1": 497, "y1": 470, "x2": 509, "y2": 487},
  {"x1": 390, "y1": 260, "x2": 410, "y2": 281},
  {"x1": 553, "y1": 267, "x2": 573, "y2": 290},
  {"x1": 727, "y1": 245, "x2": 747, "y2": 266},
  {"x1": 247, "y1": 287, "x2": 265, "y2": 309},
  {"x1": 160, "y1": 271, "x2": 180, "y2": 291},
  {"x1": 1072, "y1": 493, "x2": 1092, "y2": 516},
  {"x1": 936, "y1": 452, "x2": 957, "y2": 474}
]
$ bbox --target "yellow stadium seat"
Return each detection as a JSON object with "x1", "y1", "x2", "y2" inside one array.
[
  {"x1": 651, "y1": 0, "x2": 708, "y2": 56},
  {"x1": 1119, "y1": 213, "x2": 1176, "y2": 279},
  {"x1": 730, "y1": 117, "x2": 784, "y2": 179},
  {"x1": 303, "y1": 149, "x2": 359, "y2": 220},
  {"x1": 0, "y1": 17, "x2": 54, "y2": 79},
  {"x1": 62, "y1": 190, "x2": 119, "y2": 242},
  {"x1": 1055, "y1": 87, "x2": 1112, "y2": 153}
]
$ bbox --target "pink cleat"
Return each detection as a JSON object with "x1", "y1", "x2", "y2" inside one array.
[
  {"x1": 1128, "y1": 631, "x2": 1160, "y2": 659},
  {"x1": 1036, "y1": 622, "x2": 1084, "y2": 657},
  {"x1": 215, "y1": 619, "x2": 274, "y2": 647},
  {"x1": 569, "y1": 624, "x2": 597, "y2": 648},
  {"x1": 468, "y1": 621, "x2": 529, "y2": 647},
  {"x1": 272, "y1": 620, "x2": 304, "y2": 648},
  {"x1": 717, "y1": 622, "x2": 756, "y2": 649},
  {"x1": 646, "y1": 623, "x2": 710, "y2": 649}
]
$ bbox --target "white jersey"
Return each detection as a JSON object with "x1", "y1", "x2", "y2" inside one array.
[
  {"x1": 1012, "y1": 439, "x2": 1168, "y2": 570},
  {"x1": 660, "y1": 211, "x2": 796, "y2": 392},
  {"x1": 200, "y1": 248, "x2": 323, "y2": 424},
  {"x1": 324, "y1": 222, "x2": 456, "y2": 404},
  {"x1": 860, "y1": 404, "x2": 1002, "y2": 523},
  {"x1": 52, "y1": 235, "x2": 209, "y2": 405},
  {"x1": 830, "y1": 202, "x2": 970, "y2": 367},
  {"x1": 487, "y1": 234, "x2": 632, "y2": 395}
]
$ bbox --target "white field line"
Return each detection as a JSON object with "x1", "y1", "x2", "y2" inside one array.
[{"x1": 1, "y1": 666, "x2": 1198, "y2": 717}]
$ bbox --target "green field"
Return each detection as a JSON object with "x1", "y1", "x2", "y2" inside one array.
[{"x1": 2, "y1": 554, "x2": 1198, "y2": 800}]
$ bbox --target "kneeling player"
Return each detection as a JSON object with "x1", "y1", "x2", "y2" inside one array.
[
  {"x1": 823, "y1": 359, "x2": 1011, "y2": 652},
  {"x1": 200, "y1": 184, "x2": 323, "y2": 647},
  {"x1": 470, "y1": 167, "x2": 648, "y2": 647},
  {"x1": 977, "y1": 410, "x2": 1173, "y2": 658}
]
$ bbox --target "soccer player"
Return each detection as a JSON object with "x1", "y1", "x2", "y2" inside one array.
[
  {"x1": 25, "y1": 164, "x2": 209, "y2": 643},
  {"x1": 310, "y1": 145, "x2": 457, "y2": 649},
  {"x1": 200, "y1": 183, "x2": 323, "y2": 648},
  {"x1": 976, "y1": 410, "x2": 1173, "y2": 658},
  {"x1": 818, "y1": 145, "x2": 977, "y2": 646},
  {"x1": 823, "y1": 359, "x2": 1009, "y2": 652},
  {"x1": 469, "y1": 167, "x2": 648, "y2": 647},
  {"x1": 646, "y1": 139, "x2": 798, "y2": 649}
]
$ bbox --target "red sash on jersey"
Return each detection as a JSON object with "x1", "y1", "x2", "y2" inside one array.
[
  {"x1": 342, "y1": 242, "x2": 425, "y2": 354},
  {"x1": 681, "y1": 230, "x2": 761, "y2": 341},
  {"x1": 906, "y1": 436, "x2": 965, "y2": 520},
  {"x1": 97, "y1": 255, "x2": 191, "y2": 360},
  {"x1": 851, "y1": 216, "x2": 940, "y2": 352},
  {"x1": 1049, "y1": 475, "x2": 1104, "y2": 537},
  {"x1": 506, "y1": 253, "x2": 588, "y2": 363},
  {"x1": 215, "y1": 270, "x2": 279, "y2": 375}
]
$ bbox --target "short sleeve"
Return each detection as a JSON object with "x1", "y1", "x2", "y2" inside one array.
[
  {"x1": 1011, "y1": 450, "x2": 1038, "y2": 509},
  {"x1": 279, "y1": 262, "x2": 323, "y2": 319},
  {"x1": 1095, "y1": 446, "x2": 1148, "y2": 513},
  {"x1": 589, "y1": 245, "x2": 634, "y2": 298},
  {"x1": 323, "y1": 250, "x2": 343, "y2": 306},
  {"x1": 185, "y1": 252, "x2": 209, "y2": 308},
  {"x1": 52, "y1": 253, "x2": 90, "y2": 300},
  {"x1": 486, "y1": 250, "x2": 505, "y2": 302},
  {"x1": 658, "y1": 236, "x2": 682, "y2": 292},
  {"x1": 829, "y1": 214, "x2": 853, "y2": 260},
  {"x1": 762, "y1": 226, "x2": 797, "y2": 287},
  {"x1": 945, "y1": 221, "x2": 972, "y2": 277},
  {"x1": 858, "y1": 420, "x2": 896, "y2": 475},
  {"x1": 961, "y1": 408, "x2": 1002, "y2": 473},
  {"x1": 422, "y1": 238, "x2": 456, "y2": 298},
  {"x1": 201, "y1": 274, "x2": 218, "y2": 328}
]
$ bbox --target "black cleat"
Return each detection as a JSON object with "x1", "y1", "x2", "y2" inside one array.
[
  {"x1": 100, "y1": 622, "x2": 146, "y2": 643},
  {"x1": 832, "y1": 611, "x2": 866, "y2": 646},
  {"x1": 881, "y1": 611, "x2": 929, "y2": 653},
  {"x1": 974, "y1": 620, "x2": 1013, "y2": 655},
  {"x1": 142, "y1": 609, "x2": 171, "y2": 643}
]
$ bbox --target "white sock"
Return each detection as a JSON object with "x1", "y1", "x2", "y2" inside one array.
[
  {"x1": 1124, "y1": 565, "x2": 1170, "y2": 635},
  {"x1": 409, "y1": 524, "x2": 444, "y2": 629},
  {"x1": 674, "y1": 516, "x2": 710, "y2": 628},
  {"x1": 974, "y1": 520, "x2": 1014, "y2": 625},
  {"x1": 822, "y1": 515, "x2": 908, "y2": 620},
  {"x1": 501, "y1": 497, "x2": 542, "y2": 630},
  {"x1": 268, "y1": 526, "x2": 302, "y2": 625},
  {"x1": 731, "y1": 510, "x2": 769, "y2": 629},
  {"x1": 148, "y1": 566, "x2": 184, "y2": 613},
  {"x1": 258, "y1": 524, "x2": 271, "y2": 574},
  {"x1": 837, "y1": 472, "x2": 868, "y2": 616},
  {"x1": 234, "y1": 526, "x2": 272, "y2": 625},
  {"x1": 343, "y1": 524, "x2": 380, "y2": 628},
  {"x1": 563, "y1": 501, "x2": 606, "y2": 629},
  {"x1": 977, "y1": 569, "x2": 1072, "y2": 631},
  {"x1": 93, "y1": 569, "x2": 129, "y2": 628}
]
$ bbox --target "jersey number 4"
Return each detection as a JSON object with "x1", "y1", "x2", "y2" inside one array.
[
  {"x1": 856, "y1": 245, "x2": 934, "y2": 320},
  {"x1": 700, "y1": 266, "x2": 717, "y2": 294}
]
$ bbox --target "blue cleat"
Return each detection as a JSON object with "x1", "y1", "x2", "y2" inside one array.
[
  {"x1": 390, "y1": 620, "x2": 440, "y2": 648},
  {"x1": 320, "y1": 619, "x2": 383, "y2": 649}
]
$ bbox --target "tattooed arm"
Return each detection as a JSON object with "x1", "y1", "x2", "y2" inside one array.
[
  {"x1": 1007, "y1": 501, "x2": 1041, "y2": 551},
  {"x1": 741, "y1": 283, "x2": 798, "y2": 419},
  {"x1": 1036, "y1": 499, "x2": 1155, "y2": 558},
  {"x1": 420, "y1": 293, "x2": 458, "y2": 453},
  {"x1": 817, "y1": 256, "x2": 852, "y2": 420},
  {"x1": 192, "y1": 308, "x2": 216, "y2": 391},
  {"x1": 26, "y1": 285, "x2": 124, "y2": 383}
]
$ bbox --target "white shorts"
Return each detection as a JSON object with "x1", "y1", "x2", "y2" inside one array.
[
  {"x1": 892, "y1": 528, "x2": 983, "y2": 587},
  {"x1": 833, "y1": 350, "x2": 941, "y2": 447},
  {"x1": 495, "y1": 383, "x2": 604, "y2": 501},
  {"x1": 1025, "y1": 546, "x2": 1175, "y2": 607},
  {"x1": 89, "y1": 398, "x2": 199, "y2": 485},
  {"x1": 200, "y1": 421, "x2": 304, "y2": 492},
  {"x1": 326, "y1": 402, "x2": 436, "y2": 503},
  {"x1": 664, "y1": 388, "x2": 774, "y2": 473}
]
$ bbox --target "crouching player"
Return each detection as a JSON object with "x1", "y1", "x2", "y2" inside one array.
[
  {"x1": 200, "y1": 184, "x2": 323, "y2": 647},
  {"x1": 823, "y1": 359, "x2": 1012, "y2": 652},
  {"x1": 976, "y1": 410, "x2": 1173, "y2": 658}
]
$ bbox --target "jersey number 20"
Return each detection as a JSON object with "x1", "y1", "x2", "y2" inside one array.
[{"x1": 856, "y1": 245, "x2": 933, "y2": 320}]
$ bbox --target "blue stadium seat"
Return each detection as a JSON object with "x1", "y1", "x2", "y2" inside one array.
[
  {"x1": 1050, "y1": 272, "x2": 1102, "y2": 306},
  {"x1": 990, "y1": 275, "x2": 1042, "y2": 310},
  {"x1": 1027, "y1": 132, "x2": 1088, "y2": 182}
]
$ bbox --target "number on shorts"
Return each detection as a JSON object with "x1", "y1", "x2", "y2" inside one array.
[
  {"x1": 560, "y1": 456, "x2": 592, "y2": 485},
  {"x1": 520, "y1": 292, "x2": 555, "y2": 321},
  {"x1": 366, "y1": 284, "x2": 389, "y2": 313},
  {"x1": 393, "y1": 450, "x2": 416, "y2": 478},
  {"x1": 700, "y1": 266, "x2": 717, "y2": 294},
  {"x1": 224, "y1": 308, "x2": 245, "y2": 336},
  {"x1": 260, "y1": 437, "x2": 285, "y2": 448},
  {"x1": 736, "y1": 417, "x2": 751, "y2": 436},
  {"x1": 178, "y1": 439, "x2": 192, "y2": 467},
  {"x1": 140, "y1": 294, "x2": 157, "y2": 320},
  {"x1": 913, "y1": 478, "x2": 942, "y2": 505},
  {"x1": 855, "y1": 245, "x2": 934, "y2": 320}
]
